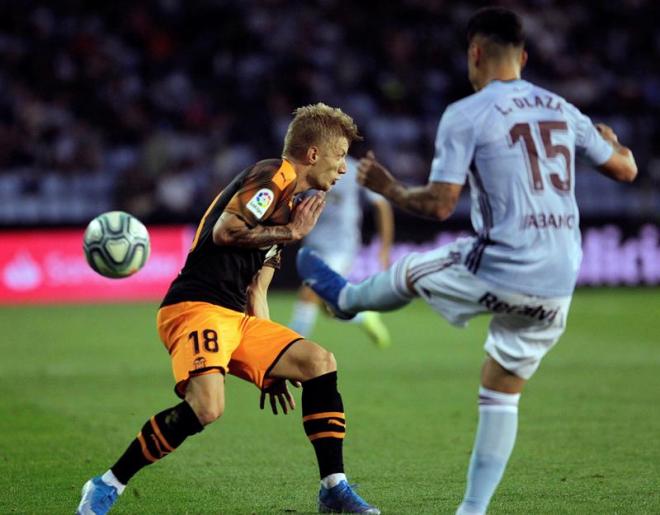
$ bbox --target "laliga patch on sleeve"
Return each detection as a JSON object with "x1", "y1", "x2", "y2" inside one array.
[{"x1": 246, "y1": 188, "x2": 275, "y2": 219}]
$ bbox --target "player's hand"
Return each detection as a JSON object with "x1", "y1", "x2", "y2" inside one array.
[
  {"x1": 289, "y1": 191, "x2": 325, "y2": 240},
  {"x1": 259, "y1": 379, "x2": 300, "y2": 415},
  {"x1": 358, "y1": 151, "x2": 397, "y2": 196},
  {"x1": 595, "y1": 123, "x2": 619, "y2": 144}
]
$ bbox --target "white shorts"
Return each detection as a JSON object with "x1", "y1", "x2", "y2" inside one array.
[{"x1": 393, "y1": 238, "x2": 573, "y2": 380}]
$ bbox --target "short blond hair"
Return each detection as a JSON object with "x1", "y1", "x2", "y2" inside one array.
[{"x1": 282, "y1": 103, "x2": 361, "y2": 159}]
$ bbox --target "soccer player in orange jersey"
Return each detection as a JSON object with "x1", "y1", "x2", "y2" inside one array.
[{"x1": 77, "y1": 103, "x2": 380, "y2": 515}]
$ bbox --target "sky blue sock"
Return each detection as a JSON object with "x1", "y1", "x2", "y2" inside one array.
[
  {"x1": 339, "y1": 267, "x2": 413, "y2": 313},
  {"x1": 289, "y1": 300, "x2": 319, "y2": 337},
  {"x1": 457, "y1": 387, "x2": 520, "y2": 515}
]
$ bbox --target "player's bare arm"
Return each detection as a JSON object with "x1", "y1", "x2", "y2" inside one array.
[
  {"x1": 595, "y1": 123, "x2": 638, "y2": 182},
  {"x1": 245, "y1": 265, "x2": 275, "y2": 319},
  {"x1": 213, "y1": 192, "x2": 326, "y2": 247},
  {"x1": 358, "y1": 151, "x2": 462, "y2": 221},
  {"x1": 254, "y1": 258, "x2": 299, "y2": 416}
]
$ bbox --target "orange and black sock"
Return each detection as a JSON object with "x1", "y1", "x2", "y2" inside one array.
[
  {"x1": 302, "y1": 371, "x2": 345, "y2": 478},
  {"x1": 111, "y1": 401, "x2": 203, "y2": 485}
]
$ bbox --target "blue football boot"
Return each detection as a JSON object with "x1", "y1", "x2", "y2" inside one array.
[
  {"x1": 76, "y1": 476, "x2": 119, "y2": 515},
  {"x1": 318, "y1": 480, "x2": 380, "y2": 514},
  {"x1": 296, "y1": 248, "x2": 355, "y2": 320}
]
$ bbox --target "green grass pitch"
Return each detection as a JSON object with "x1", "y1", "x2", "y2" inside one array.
[{"x1": 1, "y1": 288, "x2": 659, "y2": 514}]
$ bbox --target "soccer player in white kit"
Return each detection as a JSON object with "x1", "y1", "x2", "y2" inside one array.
[
  {"x1": 297, "y1": 7, "x2": 637, "y2": 514},
  {"x1": 289, "y1": 155, "x2": 394, "y2": 348}
]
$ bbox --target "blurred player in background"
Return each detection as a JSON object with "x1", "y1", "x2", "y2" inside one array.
[
  {"x1": 77, "y1": 103, "x2": 380, "y2": 515},
  {"x1": 289, "y1": 155, "x2": 394, "y2": 348},
  {"x1": 298, "y1": 8, "x2": 637, "y2": 515}
]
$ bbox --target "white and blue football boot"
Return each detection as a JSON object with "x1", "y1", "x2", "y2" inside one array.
[
  {"x1": 318, "y1": 480, "x2": 380, "y2": 514},
  {"x1": 76, "y1": 476, "x2": 118, "y2": 515},
  {"x1": 296, "y1": 248, "x2": 355, "y2": 320}
]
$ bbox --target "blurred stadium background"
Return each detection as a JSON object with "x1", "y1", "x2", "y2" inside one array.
[
  {"x1": 1, "y1": 1, "x2": 659, "y2": 513},
  {"x1": 0, "y1": 0, "x2": 658, "y2": 302}
]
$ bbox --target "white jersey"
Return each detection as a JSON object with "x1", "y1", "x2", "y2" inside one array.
[
  {"x1": 304, "y1": 156, "x2": 382, "y2": 258},
  {"x1": 429, "y1": 79, "x2": 613, "y2": 297}
]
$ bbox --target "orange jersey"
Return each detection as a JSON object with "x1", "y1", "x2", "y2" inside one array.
[{"x1": 161, "y1": 159, "x2": 298, "y2": 312}]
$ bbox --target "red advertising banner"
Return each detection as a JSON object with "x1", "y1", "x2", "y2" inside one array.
[
  {"x1": 0, "y1": 227, "x2": 193, "y2": 304},
  {"x1": 1, "y1": 224, "x2": 657, "y2": 305}
]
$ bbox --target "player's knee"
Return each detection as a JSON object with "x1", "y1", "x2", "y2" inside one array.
[
  {"x1": 193, "y1": 402, "x2": 224, "y2": 426},
  {"x1": 321, "y1": 349, "x2": 337, "y2": 374},
  {"x1": 186, "y1": 395, "x2": 225, "y2": 426},
  {"x1": 481, "y1": 355, "x2": 526, "y2": 394},
  {"x1": 184, "y1": 372, "x2": 226, "y2": 425},
  {"x1": 302, "y1": 346, "x2": 337, "y2": 379}
]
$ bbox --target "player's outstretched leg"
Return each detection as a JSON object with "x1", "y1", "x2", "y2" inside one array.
[
  {"x1": 297, "y1": 247, "x2": 414, "y2": 318},
  {"x1": 77, "y1": 382, "x2": 210, "y2": 514},
  {"x1": 296, "y1": 248, "x2": 354, "y2": 320},
  {"x1": 291, "y1": 270, "x2": 391, "y2": 348}
]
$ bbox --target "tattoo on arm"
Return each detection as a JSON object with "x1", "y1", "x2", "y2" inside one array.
[
  {"x1": 388, "y1": 185, "x2": 450, "y2": 220},
  {"x1": 225, "y1": 223, "x2": 297, "y2": 247}
]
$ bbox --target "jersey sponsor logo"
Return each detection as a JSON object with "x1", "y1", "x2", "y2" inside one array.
[
  {"x1": 246, "y1": 188, "x2": 274, "y2": 219},
  {"x1": 478, "y1": 292, "x2": 560, "y2": 322}
]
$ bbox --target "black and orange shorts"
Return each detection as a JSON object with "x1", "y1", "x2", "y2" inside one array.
[{"x1": 156, "y1": 301, "x2": 303, "y2": 398}]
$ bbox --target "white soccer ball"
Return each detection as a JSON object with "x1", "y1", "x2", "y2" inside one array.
[{"x1": 83, "y1": 211, "x2": 150, "y2": 278}]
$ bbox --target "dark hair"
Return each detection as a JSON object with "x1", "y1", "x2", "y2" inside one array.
[{"x1": 466, "y1": 7, "x2": 525, "y2": 47}]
